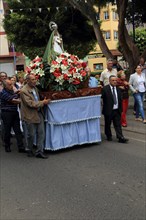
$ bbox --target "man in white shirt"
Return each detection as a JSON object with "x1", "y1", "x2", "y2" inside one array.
[
  {"x1": 101, "y1": 75, "x2": 129, "y2": 143},
  {"x1": 100, "y1": 59, "x2": 117, "y2": 86}
]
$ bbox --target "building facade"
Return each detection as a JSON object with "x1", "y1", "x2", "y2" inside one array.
[
  {"x1": 88, "y1": 3, "x2": 122, "y2": 74},
  {"x1": 0, "y1": 0, "x2": 25, "y2": 76}
]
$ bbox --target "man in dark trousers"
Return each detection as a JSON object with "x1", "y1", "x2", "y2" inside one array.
[
  {"x1": 101, "y1": 75, "x2": 129, "y2": 143},
  {"x1": 0, "y1": 79, "x2": 25, "y2": 152}
]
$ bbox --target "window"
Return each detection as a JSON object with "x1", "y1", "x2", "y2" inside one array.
[
  {"x1": 103, "y1": 11, "x2": 109, "y2": 20},
  {"x1": 103, "y1": 31, "x2": 111, "y2": 40},
  {"x1": 93, "y1": 63, "x2": 103, "y2": 71},
  {"x1": 114, "y1": 30, "x2": 118, "y2": 40},
  {"x1": 113, "y1": 11, "x2": 118, "y2": 20}
]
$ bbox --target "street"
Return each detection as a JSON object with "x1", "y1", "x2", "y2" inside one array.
[{"x1": 0, "y1": 123, "x2": 145, "y2": 220}]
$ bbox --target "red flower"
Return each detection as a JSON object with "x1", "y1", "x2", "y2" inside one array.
[
  {"x1": 70, "y1": 55, "x2": 78, "y2": 62},
  {"x1": 63, "y1": 74, "x2": 69, "y2": 80},
  {"x1": 53, "y1": 68, "x2": 61, "y2": 77},
  {"x1": 33, "y1": 57, "x2": 41, "y2": 62},
  {"x1": 52, "y1": 60, "x2": 59, "y2": 65},
  {"x1": 31, "y1": 64, "x2": 37, "y2": 69},
  {"x1": 72, "y1": 78, "x2": 81, "y2": 85},
  {"x1": 82, "y1": 62, "x2": 87, "y2": 68},
  {"x1": 73, "y1": 60, "x2": 78, "y2": 65},
  {"x1": 62, "y1": 59, "x2": 68, "y2": 66},
  {"x1": 80, "y1": 70, "x2": 87, "y2": 77},
  {"x1": 39, "y1": 64, "x2": 43, "y2": 69},
  {"x1": 76, "y1": 62, "x2": 82, "y2": 69},
  {"x1": 68, "y1": 67, "x2": 76, "y2": 74},
  {"x1": 35, "y1": 75, "x2": 40, "y2": 80},
  {"x1": 60, "y1": 54, "x2": 65, "y2": 58},
  {"x1": 25, "y1": 67, "x2": 31, "y2": 74}
]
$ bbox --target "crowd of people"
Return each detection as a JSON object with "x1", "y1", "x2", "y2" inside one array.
[
  {"x1": 0, "y1": 57, "x2": 146, "y2": 157},
  {"x1": 0, "y1": 71, "x2": 50, "y2": 158}
]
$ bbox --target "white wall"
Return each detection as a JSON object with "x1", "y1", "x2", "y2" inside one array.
[{"x1": 0, "y1": 62, "x2": 15, "y2": 76}]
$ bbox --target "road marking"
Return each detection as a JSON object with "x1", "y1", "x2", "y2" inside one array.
[{"x1": 126, "y1": 136, "x2": 146, "y2": 143}]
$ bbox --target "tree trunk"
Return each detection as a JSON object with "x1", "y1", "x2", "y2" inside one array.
[
  {"x1": 116, "y1": 0, "x2": 140, "y2": 74},
  {"x1": 67, "y1": 0, "x2": 113, "y2": 59},
  {"x1": 92, "y1": 20, "x2": 113, "y2": 59}
]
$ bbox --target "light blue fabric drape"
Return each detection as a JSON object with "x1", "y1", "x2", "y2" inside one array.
[{"x1": 45, "y1": 95, "x2": 101, "y2": 150}]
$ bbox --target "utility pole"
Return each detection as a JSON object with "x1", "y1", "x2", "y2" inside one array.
[{"x1": 132, "y1": 0, "x2": 135, "y2": 43}]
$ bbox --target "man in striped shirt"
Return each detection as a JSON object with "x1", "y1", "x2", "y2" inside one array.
[{"x1": 0, "y1": 79, "x2": 25, "y2": 152}]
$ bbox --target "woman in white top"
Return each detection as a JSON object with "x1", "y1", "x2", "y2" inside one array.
[{"x1": 129, "y1": 65, "x2": 146, "y2": 123}]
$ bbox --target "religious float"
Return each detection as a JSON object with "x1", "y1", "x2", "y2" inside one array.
[{"x1": 25, "y1": 22, "x2": 102, "y2": 150}]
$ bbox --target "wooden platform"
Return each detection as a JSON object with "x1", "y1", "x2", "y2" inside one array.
[{"x1": 40, "y1": 86, "x2": 102, "y2": 100}]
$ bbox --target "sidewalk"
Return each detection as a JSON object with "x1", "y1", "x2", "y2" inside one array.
[{"x1": 100, "y1": 95, "x2": 146, "y2": 135}]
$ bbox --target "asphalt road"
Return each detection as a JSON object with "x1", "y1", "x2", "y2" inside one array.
[{"x1": 0, "y1": 128, "x2": 145, "y2": 220}]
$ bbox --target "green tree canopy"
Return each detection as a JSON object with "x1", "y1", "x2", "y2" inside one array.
[
  {"x1": 131, "y1": 28, "x2": 146, "y2": 55},
  {"x1": 4, "y1": 0, "x2": 96, "y2": 59}
]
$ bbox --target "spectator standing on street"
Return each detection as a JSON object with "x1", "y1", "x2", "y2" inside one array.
[
  {"x1": 112, "y1": 57, "x2": 123, "y2": 74},
  {"x1": 101, "y1": 75, "x2": 129, "y2": 143},
  {"x1": 16, "y1": 73, "x2": 25, "y2": 89},
  {"x1": 9, "y1": 76, "x2": 20, "y2": 93},
  {"x1": 20, "y1": 74, "x2": 51, "y2": 159},
  {"x1": 100, "y1": 59, "x2": 117, "y2": 86},
  {"x1": 129, "y1": 65, "x2": 146, "y2": 124},
  {"x1": 139, "y1": 57, "x2": 146, "y2": 102},
  {"x1": 0, "y1": 79, "x2": 25, "y2": 152},
  {"x1": 0, "y1": 72, "x2": 8, "y2": 138},
  {"x1": 0, "y1": 72, "x2": 7, "y2": 92},
  {"x1": 117, "y1": 71, "x2": 129, "y2": 127}
]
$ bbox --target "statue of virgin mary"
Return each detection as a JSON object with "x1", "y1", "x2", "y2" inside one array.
[{"x1": 43, "y1": 21, "x2": 64, "y2": 65}]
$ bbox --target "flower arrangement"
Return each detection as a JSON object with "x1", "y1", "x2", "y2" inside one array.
[
  {"x1": 25, "y1": 53, "x2": 89, "y2": 93},
  {"x1": 49, "y1": 52, "x2": 89, "y2": 92},
  {"x1": 25, "y1": 56, "x2": 45, "y2": 80}
]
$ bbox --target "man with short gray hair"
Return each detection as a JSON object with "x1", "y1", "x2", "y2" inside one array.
[
  {"x1": 0, "y1": 72, "x2": 7, "y2": 92},
  {"x1": 20, "y1": 74, "x2": 51, "y2": 159},
  {"x1": 100, "y1": 59, "x2": 117, "y2": 86}
]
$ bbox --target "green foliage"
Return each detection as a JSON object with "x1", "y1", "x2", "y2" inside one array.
[
  {"x1": 130, "y1": 28, "x2": 146, "y2": 55},
  {"x1": 4, "y1": 0, "x2": 96, "y2": 59}
]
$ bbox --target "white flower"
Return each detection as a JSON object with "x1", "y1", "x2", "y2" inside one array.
[
  {"x1": 68, "y1": 78, "x2": 74, "y2": 83},
  {"x1": 62, "y1": 69, "x2": 68, "y2": 74},
  {"x1": 62, "y1": 52, "x2": 70, "y2": 57},
  {"x1": 61, "y1": 64, "x2": 68, "y2": 71},
  {"x1": 55, "y1": 75, "x2": 64, "y2": 85}
]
